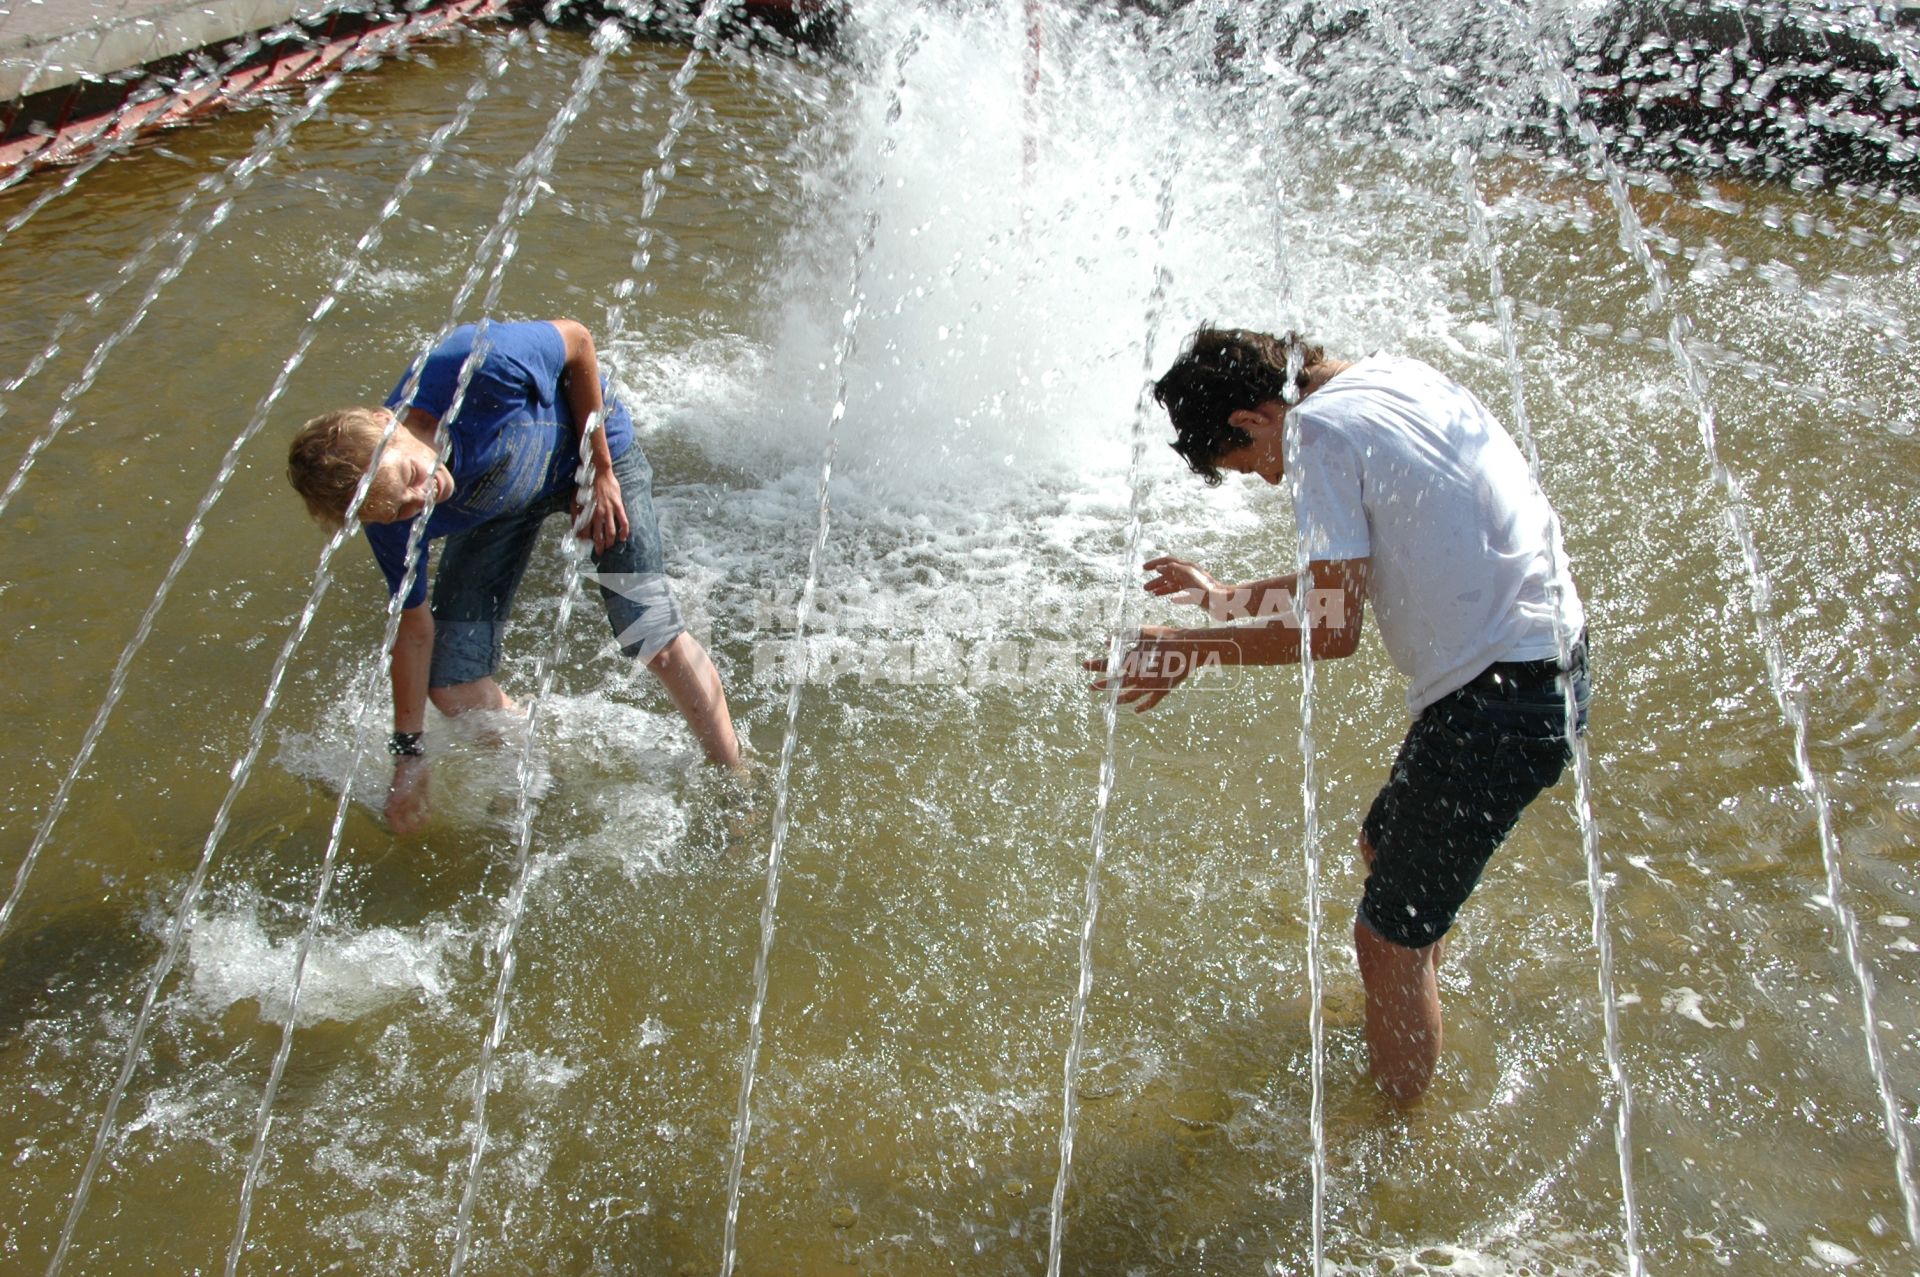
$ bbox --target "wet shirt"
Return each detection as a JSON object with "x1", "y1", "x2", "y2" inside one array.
[
  {"x1": 1287, "y1": 354, "x2": 1585, "y2": 715},
  {"x1": 364, "y1": 321, "x2": 635, "y2": 608}
]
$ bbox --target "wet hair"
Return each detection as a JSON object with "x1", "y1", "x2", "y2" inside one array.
[
  {"x1": 1153, "y1": 326, "x2": 1326, "y2": 485},
  {"x1": 287, "y1": 406, "x2": 393, "y2": 531}
]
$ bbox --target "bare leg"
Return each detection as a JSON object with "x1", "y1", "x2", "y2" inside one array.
[
  {"x1": 1355, "y1": 832, "x2": 1444, "y2": 1104},
  {"x1": 645, "y1": 631, "x2": 741, "y2": 768}
]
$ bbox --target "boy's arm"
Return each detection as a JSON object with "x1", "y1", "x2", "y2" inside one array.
[
  {"x1": 1198, "y1": 557, "x2": 1369, "y2": 664},
  {"x1": 1233, "y1": 571, "x2": 1310, "y2": 619},
  {"x1": 551, "y1": 318, "x2": 627, "y2": 554},
  {"x1": 1092, "y1": 558, "x2": 1370, "y2": 712},
  {"x1": 386, "y1": 602, "x2": 434, "y2": 833},
  {"x1": 1143, "y1": 556, "x2": 1309, "y2": 622}
]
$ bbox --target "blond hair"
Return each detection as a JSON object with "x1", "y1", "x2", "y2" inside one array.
[{"x1": 287, "y1": 407, "x2": 393, "y2": 531}]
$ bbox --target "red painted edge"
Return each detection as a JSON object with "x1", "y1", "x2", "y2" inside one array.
[{"x1": 0, "y1": 0, "x2": 511, "y2": 176}]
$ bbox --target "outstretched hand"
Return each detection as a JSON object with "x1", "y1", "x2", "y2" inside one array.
[
  {"x1": 1142, "y1": 556, "x2": 1230, "y2": 617},
  {"x1": 1085, "y1": 625, "x2": 1202, "y2": 713}
]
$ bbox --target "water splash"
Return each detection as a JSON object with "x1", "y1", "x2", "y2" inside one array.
[
  {"x1": 35, "y1": 436, "x2": 405, "y2": 1277},
  {"x1": 11, "y1": 0, "x2": 1920, "y2": 1269},
  {"x1": 1246, "y1": 17, "x2": 1298, "y2": 332},
  {"x1": 218, "y1": 38, "x2": 515, "y2": 1275},
  {"x1": 1, "y1": 80, "x2": 188, "y2": 248},
  {"x1": 1353, "y1": 3, "x2": 1650, "y2": 1268},
  {"x1": 443, "y1": 445, "x2": 595, "y2": 1277},
  {"x1": 718, "y1": 13, "x2": 914, "y2": 1273},
  {"x1": 1534, "y1": 9, "x2": 1920, "y2": 1248},
  {"x1": 0, "y1": 10, "x2": 191, "y2": 170},
  {"x1": 0, "y1": 31, "x2": 442, "y2": 952},
  {"x1": 1255, "y1": 12, "x2": 1327, "y2": 1269},
  {"x1": 348, "y1": 20, "x2": 637, "y2": 1273},
  {"x1": 38, "y1": 18, "x2": 580, "y2": 1273},
  {"x1": 1453, "y1": 136, "x2": 1646, "y2": 1277},
  {"x1": 600, "y1": 0, "x2": 731, "y2": 361},
  {"x1": 0, "y1": 13, "x2": 421, "y2": 426},
  {"x1": 1045, "y1": 159, "x2": 1177, "y2": 1277},
  {"x1": 0, "y1": 169, "x2": 220, "y2": 444},
  {"x1": 1279, "y1": 370, "x2": 1330, "y2": 1277}
]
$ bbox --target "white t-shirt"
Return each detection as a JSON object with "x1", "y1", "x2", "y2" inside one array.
[{"x1": 1288, "y1": 354, "x2": 1585, "y2": 715}]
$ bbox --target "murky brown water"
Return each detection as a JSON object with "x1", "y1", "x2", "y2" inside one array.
[{"x1": 0, "y1": 6, "x2": 1917, "y2": 1275}]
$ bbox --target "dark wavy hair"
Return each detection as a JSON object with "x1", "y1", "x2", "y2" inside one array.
[{"x1": 1153, "y1": 327, "x2": 1325, "y2": 485}]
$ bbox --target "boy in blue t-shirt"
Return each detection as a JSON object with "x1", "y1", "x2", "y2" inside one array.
[{"x1": 288, "y1": 318, "x2": 740, "y2": 833}]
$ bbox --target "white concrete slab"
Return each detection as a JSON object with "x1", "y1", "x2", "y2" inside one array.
[{"x1": 0, "y1": 0, "x2": 346, "y2": 100}]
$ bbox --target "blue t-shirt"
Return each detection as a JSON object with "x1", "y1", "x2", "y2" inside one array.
[{"x1": 364, "y1": 320, "x2": 635, "y2": 607}]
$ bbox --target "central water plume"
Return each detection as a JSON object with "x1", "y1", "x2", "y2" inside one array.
[{"x1": 686, "y1": 4, "x2": 1273, "y2": 493}]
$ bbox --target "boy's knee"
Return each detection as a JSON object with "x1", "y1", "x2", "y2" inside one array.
[
  {"x1": 1353, "y1": 910, "x2": 1433, "y2": 977},
  {"x1": 1353, "y1": 911, "x2": 1403, "y2": 979},
  {"x1": 643, "y1": 630, "x2": 695, "y2": 674},
  {"x1": 428, "y1": 678, "x2": 510, "y2": 717},
  {"x1": 428, "y1": 686, "x2": 478, "y2": 719}
]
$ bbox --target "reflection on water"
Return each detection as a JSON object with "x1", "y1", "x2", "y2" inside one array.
[{"x1": 0, "y1": 3, "x2": 1917, "y2": 1274}]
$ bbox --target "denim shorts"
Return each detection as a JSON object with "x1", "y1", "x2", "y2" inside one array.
[
  {"x1": 428, "y1": 441, "x2": 686, "y2": 687},
  {"x1": 1358, "y1": 635, "x2": 1591, "y2": 950}
]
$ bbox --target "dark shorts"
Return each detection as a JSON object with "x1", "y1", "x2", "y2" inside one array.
[
  {"x1": 428, "y1": 441, "x2": 686, "y2": 688},
  {"x1": 1358, "y1": 635, "x2": 1591, "y2": 949}
]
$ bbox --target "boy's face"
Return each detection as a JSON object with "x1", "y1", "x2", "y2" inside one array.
[
  {"x1": 1216, "y1": 401, "x2": 1290, "y2": 485},
  {"x1": 359, "y1": 423, "x2": 452, "y2": 524}
]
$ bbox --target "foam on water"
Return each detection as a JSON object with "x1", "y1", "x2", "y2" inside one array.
[
  {"x1": 274, "y1": 694, "x2": 551, "y2": 828},
  {"x1": 273, "y1": 681, "x2": 718, "y2": 893},
  {"x1": 541, "y1": 686, "x2": 694, "y2": 771},
  {"x1": 543, "y1": 781, "x2": 692, "y2": 881},
  {"x1": 1321, "y1": 1233, "x2": 1621, "y2": 1277},
  {"x1": 185, "y1": 905, "x2": 461, "y2": 1027},
  {"x1": 352, "y1": 263, "x2": 442, "y2": 300}
]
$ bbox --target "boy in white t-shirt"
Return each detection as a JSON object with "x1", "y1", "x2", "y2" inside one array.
[{"x1": 1090, "y1": 326, "x2": 1588, "y2": 1103}]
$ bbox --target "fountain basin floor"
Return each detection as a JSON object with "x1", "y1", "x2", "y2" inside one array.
[{"x1": 0, "y1": 6, "x2": 1918, "y2": 1275}]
